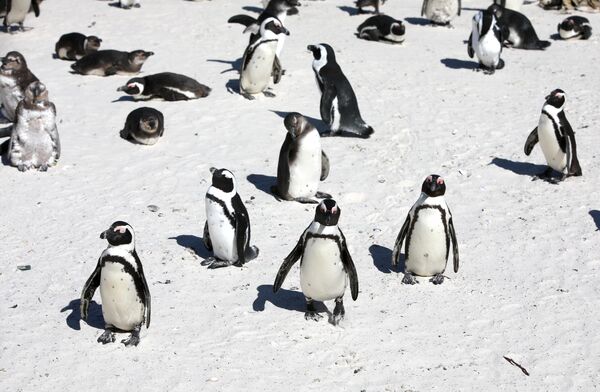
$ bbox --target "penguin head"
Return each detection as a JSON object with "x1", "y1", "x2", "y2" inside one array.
[
  {"x1": 545, "y1": 89, "x2": 566, "y2": 109},
  {"x1": 1, "y1": 51, "x2": 26, "y2": 74},
  {"x1": 273, "y1": 0, "x2": 300, "y2": 12},
  {"x1": 85, "y1": 36, "x2": 102, "y2": 52},
  {"x1": 315, "y1": 199, "x2": 341, "y2": 227},
  {"x1": 261, "y1": 17, "x2": 289, "y2": 38},
  {"x1": 100, "y1": 221, "x2": 135, "y2": 248},
  {"x1": 487, "y1": 4, "x2": 502, "y2": 18},
  {"x1": 307, "y1": 43, "x2": 335, "y2": 64},
  {"x1": 284, "y1": 112, "x2": 313, "y2": 138},
  {"x1": 390, "y1": 22, "x2": 405, "y2": 37},
  {"x1": 421, "y1": 175, "x2": 446, "y2": 197},
  {"x1": 24, "y1": 81, "x2": 49, "y2": 107},
  {"x1": 559, "y1": 18, "x2": 575, "y2": 32},
  {"x1": 130, "y1": 50, "x2": 154, "y2": 65},
  {"x1": 210, "y1": 167, "x2": 236, "y2": 193},
  {"x1": 117, "y1": 78, "x2": 145, "y2": 96},
  {"x1": 140, "y1": 114, "x2": 160, "y2": 133}
]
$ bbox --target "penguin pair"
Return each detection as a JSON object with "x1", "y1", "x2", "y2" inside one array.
[{"x1": 467, "y1": 9, "x2": 505, "y2": 74}]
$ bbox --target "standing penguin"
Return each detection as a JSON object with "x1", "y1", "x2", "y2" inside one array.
[
  {"x1": 3, "y1": 0, "x2": 41, "y2": 32},
  {"x1": 273, "y1": 199, "x2": 359, "y2": 325},
  {"x1": 356, "y1": 15, "x2": 406, "y2": 44},
  {"x1": 467, "y1": 9, "x2": 505, "y2": 74},
  {"x1": 117, "y1": 72, "x2": 211, "y2": 101},
  {"x1": 421, "y1": 0, "x2": 461, "y2": 26},
  {"x1": 55, "y1": 33, "x2": 102, "y2": 61},
  {"x1": 524, "y1": 89, "x2": 582, "y2": 182},
  {"x1": 308, "y1": 43, "x2": 374, "y2": 138},
  {"x1": 488, "y1": 4, "x2": 550, "y2": 50},
  {"x1": 240, "y1": 17, "x2": 289, "y2": 99},
  {"x1": 81, "y1": 221, "x2": 151, "y2": 346},
  {"x1": 558, "y1": 16, "x2": 592, "y2": 40},
  {"x1": 356, "y1": 0, "x2": 386, "y2": 14},
  {"x1": 0, "y1": 51, "x2": 38, "y2": 122},
  {"x1": 120, "y1": 107, "x2": 164, "y2": 145},
  {"x1": 271, "y1": 112, "x2": 331, "y2": 203},
  {"x1": 202, "y1": 168, "x2": 260, "y2": 269},
  {"x1": 392, "y1": 175, "x2": 459, "y2": 285}
]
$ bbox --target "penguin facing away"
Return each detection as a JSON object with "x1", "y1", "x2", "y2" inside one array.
[
  {"x1": 273, "y1": 199, "x2": 359, "y2": 325},
  {"x1": 80, "y1": 221, "x2": 151, "y2": 347},
  {"x1": 524, "y1": 89, "x2": 582, "y2": 183},
  {"x1": 392, "y1": 175, "x2": 459, "y2": 285},
  {"x1": 421, "y1": 0, "x2": 461, "y2": 26},
  {"x1": 0, "y1": 51, "x2": 38, "y2": 122},
  {"x1": 467, "y1": 9, "x2": 505, "y2": 74},
  {"x1": 202, "y1": 168, "x2": 259, "y2": 269}
]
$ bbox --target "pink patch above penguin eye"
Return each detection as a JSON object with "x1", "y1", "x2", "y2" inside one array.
[
  {"x1": 437, "y1": 178, "x2": 444, "y2": 185},
  {"x1": 114, "y1": 226, "x2": 127, "y2": 234},
  {"x1": 128, "y1": 84, "x2": 135, "y2": 88},
  {"x1": 426, "y1": 176, "x2": 432, "y2": 182},
  {"x1": 332, "y1": 206, "x2": 338, "y2": 214},
  {"x1": 320, "y1": 204, "x2": 327, "y2": 212}
]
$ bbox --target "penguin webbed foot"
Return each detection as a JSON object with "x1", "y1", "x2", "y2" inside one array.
[
  {"x1": 245, "y1": 245, "x2": 260, "y2": 262},
  {"x1": 402, "y1": 273, "x2": 419, "y2": 285},
  {"x1": 263, "y1": 89, "x2": 276, "y2": 98},
  {"x1": 315, "y1": 191, "x2": 332, "y2": 199},
  {"x1": 304, "y1": 300, "x2": 322, "y2": 322},
  {"x1": 270, "y1": 186, "x2": 284, "y2": 202},
  {"x1": 97, "y1": 329, "x2": 116, "y2": 344},
  {"x1": 201, "y1": 257, "x2": 233, "y2": 269},
  {"x1": 121, "y1": 328, "x2": 141, "y2": 347},
  {"x1": 532, "y1": 167, "x2": 560, "y2": 184},
  {"x1": 430, "y1": 274, "x2": 445, "y2": 285},
  {"x1": 329, "y1": 298, "x2": 345, "y2": 326},
  {"x1": 241, "y1": 92, "x2": 256, "y2": 100},
  {"x1": 293, "y1": 197, "x2": 319, "y2": 204}
]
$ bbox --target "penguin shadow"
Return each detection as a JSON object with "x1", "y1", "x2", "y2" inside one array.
[
  {"x1": 253, "y1": 284, "x2": 325, "y2": 313},
  {"x1": 169, "y1": 235, "x2": 212, "y2": 259},
  {"x1": 440, "y1": 58, "x2": 479, "y2": 70},
  {"x1": 247, "y1": 174, "x2": 276, "y2": 196},
  {"x1": 369, "y1": 244, "x2": 402, "y2": 274},
  {"x1": 107, "y1": 2, "x2": 127, "y2": 8},
  {"x1": 112, "y1": 95, "x2": 136, "y2": 103},
  {"x1": 61, "y1": 299, "x2": 104, "y2": 331},
  {"x1": 225, "y1": 79, "x2": 241, "y2": 96},
  {"x1": 338, "y1": 6, "x2": 359, "y2": 16},
  {"x1": 269, "y1": 110, "x2": 329, "y2": 134},
  {"x1": 206, "y1": 58, "x2": 242, "y2": 74},
  {"x1": 490, "y1": 157, "x2": 548, "y2": 177},
  {"x1": 404, "y1": 17, "x2": 432, "y2": 26},
  {"x1": 589, "y1": 210, "x2": 600, "y2": 231},
  {"x1": 241, "y1": 5, "x2": 263, "y2": 13}
]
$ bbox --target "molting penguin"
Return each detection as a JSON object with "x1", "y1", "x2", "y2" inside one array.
[
  {"x1": 524, "y1": 89, "x2": 582, "y2": 182},
  {"x1": 488, "y1": 4, "x2": 550, "y2": 50},
  {"x1": 202, "y1": 168, "x2": 259, "y2": 269},
  {"x1": 421, "y1": 0, "x2": 461, "y2": 26},
  {"x1": 119, "y1": 0, "x2": 141, "y2": 9},
  {"x1": 81, "y1": 221, "x2": 151, "y2": 346},
  {"x1": 70, "y1": 50, "x2": 153, "y2": 76},
  {"x1": 271, "y1": 112, "x2": 331, "y2": 204},
  {"x1": 273, "y1": 199, "x2": 359, "y2": 325},
  {"x1": 240, "y1": 17, "x2": 289, "y2": 99},
  {"x1": 120, "y1": 107, "x2": 164, "y2": 145},
  {"x1": 558, "y1": 16, "x2": 592, "y2": 40},
  {"x1": 0, "y1": 51, "x2": 38, "y2": 122},
  {"x1": 3, "y1": 0, "x2": 41, "y2": 32},
  {"x1": 356, "y1": 15, "x2": 406, "y2": 43},
  {"x1": 117, "y1": 72, "x2": 211, "y2": 101},
  {"x1": 308, "y1": 43, "x2": 374, "y2": 138},
  {"x1": 356, "y1": 0, "x2": 386, "y2": 14},
  {"x1": 392, "y1": 175, "x2": 459, "y2": 285},
  {"x1": 2, "y1": 81, "x2": 60, "y2": 172},
  {"x1": 467, "y1": 9, "x2": 505, "y2": 74},
  {"x1": 55, "y1": 33, "x2": 102, "y2": 61}
]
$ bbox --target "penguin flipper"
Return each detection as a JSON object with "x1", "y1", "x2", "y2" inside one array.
[
  {"x1": 421, "y1": 0, "x2": 428, "y2": 17},
  {"x1": 203, "y1": 220, "x2": 213, "y2": 251},
  {"x1": 159, "y1": 87, "x2": 188, "y2": 101},
  {"x1": 273, "y1": 235, "x2": 304, "y2": 293},
  {"x1": 339, "y1": 229, "x2": 359, "y2": 301},
  {"x1": 392, "y1": 214, "x2": 410, "y2": 268},
  {"x1": 320, "y1": 83, "x2": 337, "y2": 126},
  {"x1": 457, "y1": 0, "x2": 461, "y2": 16},
  {"x1": 320, "y1": 150, "x2": 330, "y2": 181},
  {"x1": 228, "y1": 14, "x2": 257, "y2": 27},
  {"x1": 559, "y1": 112, "x2": 582, "y2": 176},
  {"x1": 232, "y1": 193, "x2": 251, "y2": 266},
  {"x1": 80, "y1": 258, "x2": 102, "y2": 321},
  {"x1": 32, "y1": 0, "x2": 40, "y2": 17},
  {"x1": 133, "y1": 249, "x2": 151, "y2": 328},
  {"x1": 449, "y1": 217, "x2": 459, "y2": 273},
  {"x1": 272, "y1": 55, "x2": 283, "y2": 84},
  {"x1": 524, "y1": 127, "x2": 538, "y2": 156},
  {"x1": 0, "y1": 125, "x2": 12, "y2": 139},
  {"x1": 467, "y1": 32, "x2": 474, "y2": 58}
]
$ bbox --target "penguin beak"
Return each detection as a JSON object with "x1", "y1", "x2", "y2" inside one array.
[
  {"x1": 209, "y1": 167, "x2": 217, "y2": 174},
  {"x1": 282, "y1": 27, "x2": 290, "y2": 36},
  {"x1": 307, "y1": 45, "x2": 315, "y2": 52},
  {"x1": 100, "y1": 230, "x2": 107, "y2": 239},
  {"x1": 117, "y1": 85, "x2": 126, "y2": 92},
  {"x1": 146, "y1": 51, "x2": 154, "y2": 57}
]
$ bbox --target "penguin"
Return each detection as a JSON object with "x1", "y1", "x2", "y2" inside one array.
[
  {"x1": 120, "y1": 107, "x2": 164, "y2": 145},
  {"x1": 240, "y1": 17, "x2": 289, "y2": 99},
  {"x1": 356, "y1": 15, "x2": 406, "y2": 44},
  {"x1": 392, "y1": 175, "x2": 459, "y2": 285},
  {"x1": 70, "y1": 50, "x2": 154, "y2": 76},
  {"x1": 271, "y1": 112, "x2": 331, "y2": 204},
  {"x1": 273, "y1": 199, "x2": 359, "y2": 325},
  {"x1": 467, "y1": 9, "x2": 505, "y2": 74},
  {"x1": 308, "y1": 43, "x2": 374, "y2": 138},
  {"x1": 558, "y1": 16, "x2": 592, "y2": 40},
  {"x1": 488, "y1": 4, "x2": 550, "y2": 50},
  {"x1": 55, "y1": 33, "x2": 102, "y2": 61},
  {"x1": 356, "y1": 0, "x2": 386, "y2": 14},
  {"x1": 261, "y1": 0, "x2": 299, "y2": 15},
  {"x1": 2, "y1": 81, "x2": 60, "y2": 172},
  {"x1": 0, "y1": 51, "x2": 38, "y2": 123},
  {"x1": 524, "y1": 89, "x2": 582, "y2": 182},
  {"x1": 3, "y1": 0, "x2": 41, "y2": 32},
  {"x1": 117, "y1": 72, "x2": 211, "y2": 101},
  {"x1": 421, "y1": 0, "x2": 461, "y2": 26},
  {"x1": 493, "y1": 0, "x2": 522, "y2": 11},
  {"x1": 202, "y1": 168, "x2": 259, "y2": 269},
  {"x1": 119, "y1": 0, "x2": 141, "y2": 9},
  {"x1": 80, "y1": 221, "x2": 151, "y2": 347}
]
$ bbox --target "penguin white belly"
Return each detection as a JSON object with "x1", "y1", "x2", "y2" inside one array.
[
  {"x1": 330, "y1": 97, "x2": 341, "y2": 131},
  {"x1": 120, "y1": 0, "x2": 139, "y2": 7},
  {"x1": 425, "y1": 0, "x2": 458, "y2": 23},
  {"x1": 508, "y1": 28, "x2": 521, "y2": 47},
  {"x1": 99, "y1": 262, "x2": 144, "y2": 331},
  {"x1": 559, "y1": 29, "x2": 579, "y2": 40},
  {"x1": 206, "y1": 199, "x2": 237, "y2": 262},
  {"x1": 240, "y1": 42, "x2": 277, "y2": 95},
  {"x1": 406, "y1": 209, "x2": 448, "y2": 277},
  {"x1": 5, "y1": 0, "x2": 29, "y2": 25},
  {"x1": 300, "y1": 238, "x2": 347, "y2": 301},
  {"x1": 476, "y1": 33, "x2": 501, "y2": 68},
  {"x1": 57, "y1": 48, "x2": 69, "y2": 59},
  {"x1": 276, "y1": 35, "x2": 286, "y2": 58},
  {"x1": 538, "y1": 116, "x2": 567, "y2": 172},
  {"x1": 288, "y1": 132, "x2": 321, "y2": 198},
  {"x1": 383, "y1": 32, "x2": 405, "y2": 43}
]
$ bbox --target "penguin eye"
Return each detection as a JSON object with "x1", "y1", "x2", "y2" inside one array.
[
  {"x1": 114, "y1": 226, "x2": 127, "y2": 234},
  {"x1": 436, "y1": 178, "x2": 444, "y2": 185}
]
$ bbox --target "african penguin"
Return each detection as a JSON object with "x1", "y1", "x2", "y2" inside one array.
[
  {"x1": 202, "y1": 168, "x2": 259, "y2": 269},
  {"x1": 524, "y1": 89, "x2": 582, "y2": 182},
  {"x1": 308, "y1": 43, "x2": 374, "y2": 138},
  {"x1": 488, "y1": 4, "x2": 550, "y2": 50},
  {"x1": 392, "y1": 175, "x2": 459, "y2": 285},
  {"x1": 271, "y1": 112, "x2": 331, "y2": 204},
  {"x1": 70, "y1": 50, "x2": 154, "y2": 76},
  {"x1": 493, "y1": 0, "x2": 522, "y2": 11},
  {"x1": 558, "y1": 16, "x2": 592, "y2": 40},
  {"x1": 55, "y1": 33, "x2": 102, "y2": 61},
  {"x1": 0, "y1": 51, "x2": 38, "y2": 123},
  {"x1": 120, "y1": 107, "x2": 164, "y2": 145},
  {"x1": 356, "y1": 15, "x2": 406, "y2": 44},
  {"x1": 119, "y1": 0, "x2": 141, "y2": 9},
  {"x1": 467, "y1": 9, "x2": 505, "y2": 74},
  {"x1": 3, "y1": 0, "x2": 40, "y2": 33},
  {"x1": 421, "y1": 0, "x2": 461, "y2": 26},
  {"x1": 81, "y1": 221, "x2": 151, "y2": 346},
  {"x1": 356, "y1": 0, "x2": 386, "y2": 14},
  {"x1": 117, "y1": 73, "x2": 211, "y2": 101},
  {"x1": 273, "y1": 199, "x2": 359, "y2": 325}
]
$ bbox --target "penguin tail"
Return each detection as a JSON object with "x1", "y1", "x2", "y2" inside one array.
[
  {"x1": 536, "y1": 40, "x2": 551, "y2": 49},
  {"x1": 227, "y1": 14, "x2": 257, "y2": 27}
]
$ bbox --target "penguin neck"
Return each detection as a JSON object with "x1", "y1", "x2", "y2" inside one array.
[
  {"x1": 106, "y1": 242, "x2": 135, "y2": 253},
  {"x1": 542, "y1": 103, "x2": 563, "y2": 118},
  {"x1": 418, "y1": 193, "x2": 446, "y2": 206},
  {"x1": 308, "y1": 221, "x2": 338, "y2": 235}
]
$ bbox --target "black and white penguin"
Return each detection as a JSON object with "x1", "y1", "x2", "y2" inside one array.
[
  {"x1": 119, "y1": 0, "x2": 140, "y2": 9},
  {"x1": 524, "y1": 89, "x2": 582, "y2": 182},
  {"x1": 70, "y1": 50, "x2": 153, "y2": 76},
  {"x1": 356, "y1": 15, "x2": 406, "y2": 44},
  {"x1": 558, "y1": 16, "x2": 592, "y2": 40},
  {"x1": 240, "y1": 17, "x2": 289, "y2": 99},
  {"x1": 488, "y1": 4, "x2": 550, "y2": 50},
  {"x1": 0, "y1": 51, "x2": 38, "y2": 122},
  {"x1": 202, "y1": 168, "x2": 259, "y2": 269},
  {"x1": 120, "y1": 107, "x2": 164, "y2": 145},
  {"x1": 392, "y1": 175, "x2": 459, "y2": 285},
  {"x1": 467, "y1": 9, "x2": 505, "y2": 74},
  {"x1": 308, "y1": 43, "x2": 374, "y2": 138},
  {"x1": 1, "y1": 81, "x2": 60, "y2": 171},
  {"x1": 271, "y1": 112, "x2": 331, "y2": 204},
  {"x1": 2, "y1": 0, "x2": 41, "y2": 32},
  {"x1": 421, "y1": 0, "x2": 461, "y2": 26},
  {"x1": 356, "y1": 0, "x2": 386, "y2": 14},
  {"x1": 80, "y1": 221, "x2": 151, "y2": 346},
  {"x1": 273, "y1": 199, "x2": 359, "y2": 325},
  {"x1": 117, "y1": 72, "x2": 211, "y2": 101},
  {"x1": 55, "y1": 33, "x2": 102, "y2": 61}
]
